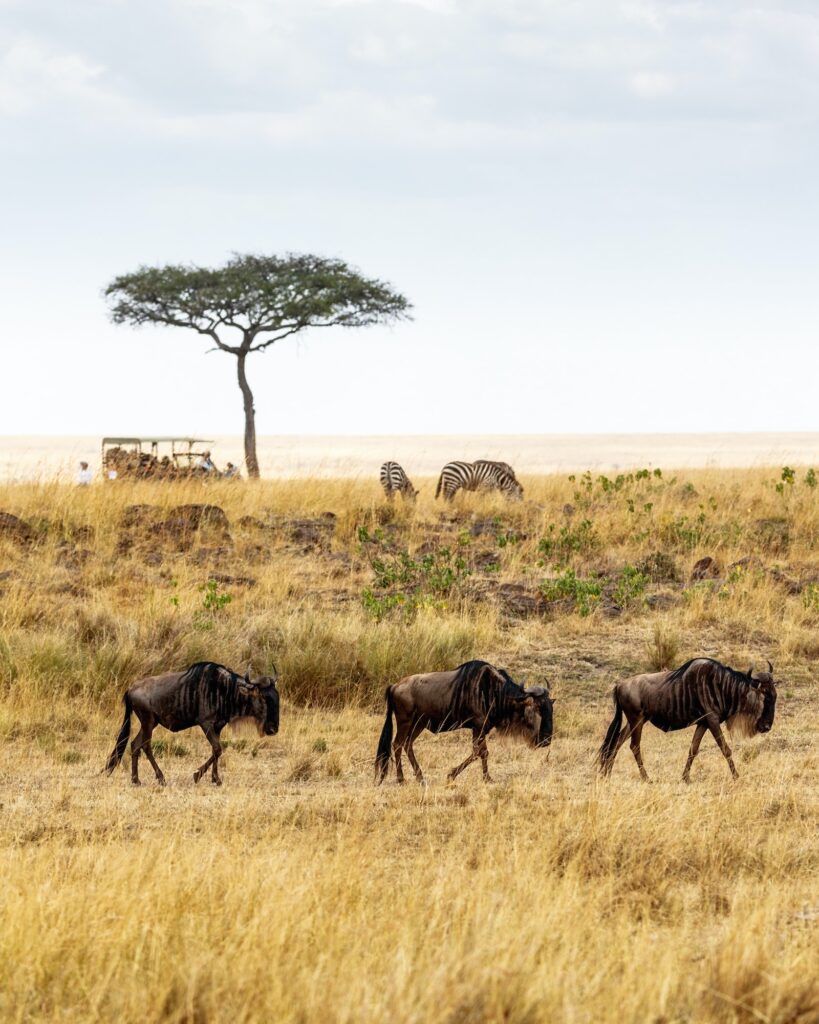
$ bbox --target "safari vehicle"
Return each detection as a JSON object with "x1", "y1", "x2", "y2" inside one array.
[{"x1": 101, "y1": 437, "x2": 215, "y2": 481}]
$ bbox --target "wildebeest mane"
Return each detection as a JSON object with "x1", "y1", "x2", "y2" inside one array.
[
  {"x1": 178, "y1": 661, "x2": 244, "y2": 694},
  {"x1": 450, "y1": 660, "x2": 523, "y2": 721},
  {"x1": 664, "y1": 657, "x2": 750, "y2": 688}
]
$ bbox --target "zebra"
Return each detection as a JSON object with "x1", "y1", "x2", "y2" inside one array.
[
  {"x1": 474, "y1": 459, "x2": 519, "y2": 482},
  {"x1": 434, "y1": 461, "x2": 524, "y2": 502},
  {"x1": 379, "y1": 461, "x2": 418, "y2": 502}
]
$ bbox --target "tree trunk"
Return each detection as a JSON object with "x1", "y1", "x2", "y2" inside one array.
[{"x1": 236, "y1": 351, "x2": 259, "y2": 478}]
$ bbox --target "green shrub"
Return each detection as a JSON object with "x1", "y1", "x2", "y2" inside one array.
[{"x1": 540, "y1": 569, "x2": 601, "y2": 617}]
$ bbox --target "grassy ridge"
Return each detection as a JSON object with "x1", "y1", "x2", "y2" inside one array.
[{"x1": 0, "y1": 469, "x2": 817, "y2": 1022}]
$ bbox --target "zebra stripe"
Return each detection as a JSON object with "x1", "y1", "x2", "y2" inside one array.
[
  {"x1": 379, "y1": 461, "x2": 417, "y2": 501},
  {"x1": 435, "y1": 461, "x2": 523, "y2": 501}
]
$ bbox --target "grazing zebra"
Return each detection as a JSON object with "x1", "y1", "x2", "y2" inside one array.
[
  {"x1": 474, "y1": 460, "x2": 519, "y2": 482},
  {"x1": 434, "y1": 461, "x2": 523, "y2": 502},
  {"x1": 379, "y1": 461, "x2": 418, "y2": 502}
]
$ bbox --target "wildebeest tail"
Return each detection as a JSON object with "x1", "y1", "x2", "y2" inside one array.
[
  {"x1": 374, "y1": 686, "x2": 394, "y2": 783},
  {"x1": 598, "y1": 689, "x2": 623, "y2": 774},
  {"x1": 104, "y1": 692, "x2": 132, "y2": 774}
]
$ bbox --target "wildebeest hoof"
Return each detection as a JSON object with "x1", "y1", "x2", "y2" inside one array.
[
  {"x1": 212, "y1": 777, "x2": 222, "y2": 786},
  {"x1": 193, "y1": 771, "x2": 202, "y2": 784},
  {"x1": 131, "y1": 779, "x2": 141, "y2": 786}
]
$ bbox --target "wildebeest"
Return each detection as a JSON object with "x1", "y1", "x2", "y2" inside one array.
[
  {"x1": 104, "y1": 661, "x2": 279, "y2": 786},
  {"x1": 379, "y1": 461, "x2": 418, "y2": 502},
  {"x1": 598, "y1": 657, "x2": 778, "y2": 783},
  {"x1": 375, "y1": 660, "x2": 554, "y2": 784},
  {"x1": 435, "y1": 461, "x2": 523, "y2": 502}
]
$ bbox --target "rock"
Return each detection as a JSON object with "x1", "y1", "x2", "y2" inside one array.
[
  {"x1": 472, "y1": 550, "x2": 501, "y2": 571},
  {"x1": 190, "y1": 546, "x2": 231, "y2": 566},
  {"x1": 768, "y1": 568, "x2": 804, "y2": 596},
  {"x1": 0, "y1": 512, "x2": 35, "y2": 545},
  {"x1": 168, "y1": 504, "x2": 230, "y2": 532},
  {"x1": 468, "y1": 581, "x2": 546, "y2": 619},
  {"x1": 286, "y1": 517, "x2": 335, "y2": 550},
  {"x1": 237, "y1": 515, "x2": 271, "y2": 531},
  {"x1": 691, "y1": 556, "x2": 721, "y2": 581},
  {"x1": 55, "y1": 548, "x2": 92, "y2": 570},
  {"x1": 120, "y1": 504, "x2": 159, "y2": 528}
]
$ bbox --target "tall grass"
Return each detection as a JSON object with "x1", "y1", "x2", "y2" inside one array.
[{"x1": 0, "y1": 468, "x2": 816, "y2": 1021}]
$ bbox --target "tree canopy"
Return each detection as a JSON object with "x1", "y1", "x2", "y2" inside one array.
[{"x1": 105, "y1": 253, "x2": 412, "y2": 476}]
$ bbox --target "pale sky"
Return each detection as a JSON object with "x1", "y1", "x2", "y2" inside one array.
[{"x1": 1, "y1": 0, "x2": 817, "y2": 436}]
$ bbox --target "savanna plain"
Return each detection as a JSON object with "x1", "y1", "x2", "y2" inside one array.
[{"x1": 0, "y1": 468, "x2": 817, "y2": 1024}]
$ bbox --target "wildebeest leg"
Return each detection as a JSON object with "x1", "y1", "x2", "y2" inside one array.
[
  {"x1": 706, "y1": 715, "x2": 739, "y2": 780},
  {"x1": 682, "y1": 722, "x2": 708, "y2": 783},
  {"x1": 209, "y1": 726, "x2": 225, "y2": 785},
  {"x1": 604, "y1": 718, "x2": 635, "y2": 777},
  {"x1": 193, "y1": 725, "x2": 222, "y2": 785},
  {"x1": 448, "y1": 729, "x2": 482, "y2": 781},
  {"x1": 628, "y1": 720, "x2": 650, "y2": 782},
  {"x1": 130, "y1": 717, "x2": 154, "y2": 786},
  {"x1": 142, "y1": 738, "x2": 166, "y2": 786},
  {"x1": 405, "y1": 721, "x2": 425, "y2": 784},
  {"x1": 392, "y1": 720, "x2": 409, "y2": 784},
  {"x1": 478, "y1": 735, "x2": 492, "y2": 782}
]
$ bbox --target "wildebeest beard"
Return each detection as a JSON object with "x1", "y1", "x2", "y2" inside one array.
[
  {"x1": 727, "y1": 676, "x2": 776, "y2": 737},
  {"x1": 726, "y1": 688, "x2": 764, "y2": 737},
  {"x1": 496, "y1": 692, "x2": 552, "y2": 747}
]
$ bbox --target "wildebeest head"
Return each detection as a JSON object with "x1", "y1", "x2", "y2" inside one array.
[
  {"x1": 510, "y1": 684, "x2": 554, "y2": 747},
  {"x1": 746, "y1": 661, "x2": 777, "y2": 734},
  {"x1": 728, "y1": 661, "x2": 777, "y2": 737},
  {"x1": 238, "y1": 667, "x2": 280, "y2": 736}
]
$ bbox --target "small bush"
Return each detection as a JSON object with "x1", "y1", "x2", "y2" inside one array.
[
  {"x1": 540, "y1": 569, "x2": 601, "y2": 617},
  {"x1": 645, "y1": 623, "x2": 679, "y2": 671},
  {"x1": 537, "y1": 519, "x2": 598, "y2": 561},
  {"x1": 612, "y1": 565, "x2": 649, "y2": 610},
  {"x1": 358, "y1": 526, "x2": 471, "y2": 621}
]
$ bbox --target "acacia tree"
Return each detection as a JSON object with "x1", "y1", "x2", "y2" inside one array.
[{"x1": 105, "y1": 253, "x2": 412, "y2": 477}]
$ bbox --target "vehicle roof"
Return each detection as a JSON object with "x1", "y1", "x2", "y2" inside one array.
[{"x1": 102, "y1": 437, "x2": 214, "y2": 445}]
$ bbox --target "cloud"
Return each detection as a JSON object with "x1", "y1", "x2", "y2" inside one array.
[
  {"x1": 629, "y1": 70, "x2": 673, "y2": 97},
  {"x1": 0, "y1": 37, "x2": 105, "y2": 115}
]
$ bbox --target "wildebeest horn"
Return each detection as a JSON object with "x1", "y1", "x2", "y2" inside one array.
[
  {"x1": 747, "y1": 665, "x2": 753, "y2": 677},
  {"x1": 767, "y1": 660, "x2": 773, "y2": 674}
]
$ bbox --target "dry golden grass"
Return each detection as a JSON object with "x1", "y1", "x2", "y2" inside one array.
[{"x1": 0, "y1": 467, "x2": 817, "y2": 1023}]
